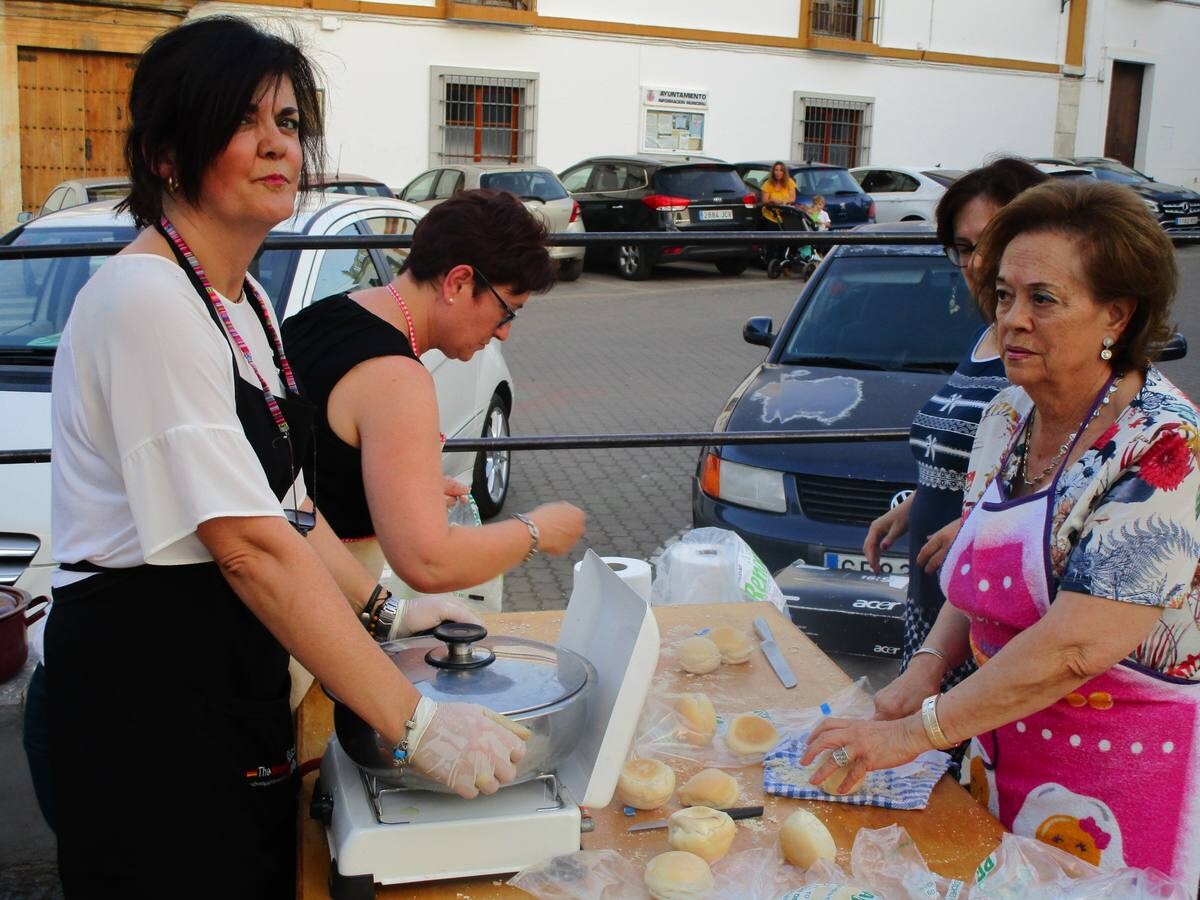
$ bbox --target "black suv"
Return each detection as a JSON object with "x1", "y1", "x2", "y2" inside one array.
[
  {"x1": 558, "y1": 155, "x2": 758, "y2": 280},
  {"x1": 735, "y1": 161, "x2": 875, "y2": 230},
  {"x1": 1059, "y1": 157, "x2": 1200, "y2": 230}
]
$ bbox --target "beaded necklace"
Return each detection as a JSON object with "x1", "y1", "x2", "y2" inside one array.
[{"x1": 386, "y1": 283, "x2": 420, "y2": 357}]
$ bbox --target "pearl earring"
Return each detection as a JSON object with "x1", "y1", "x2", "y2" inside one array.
[{"x1": 1100, "y1": 336, "x2": 1114, "y2": 361}]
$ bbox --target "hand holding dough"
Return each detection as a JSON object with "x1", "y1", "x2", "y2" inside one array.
[
  {"x1": 724, "y1": 713, "x2": 781, "y2": 755},
  {"x1": 677, "y1": 636, "x2": 721, "y2": 674},
  {"x1": 779, "y1": 809, "x2": 837, "y2": 869},
  {"x1": 667, "y1": 806, "x2": 736, "y2": 863},
  {"x1": 708, "y1": 625, "x2": 754, "y2": 664},
  {"x1": 617, "y1": 758, "x2": 676, "y2": 810},
  {"x1": 815, "y1": 750, "x2": 866, "y2": 795},
  {"x1": 643, "y1": 850, "x2": 714, "y2": 900},
  {"x1": 677, "y1": 768, "x2": 739, "y2": 809},
  {"x1": 675, "y1": 693, "x2": 717, "y2": 746}
]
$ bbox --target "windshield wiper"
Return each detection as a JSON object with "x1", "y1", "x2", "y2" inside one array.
[
  {"x1": 0, "y1": 347, "x2": 56, "y2": 365},
  {"x1": 898, "y1": 361, "x2": 956, "y2": 373},
  {"x1": 782, "y1": 355, "x2": 885, "y2": 370}
]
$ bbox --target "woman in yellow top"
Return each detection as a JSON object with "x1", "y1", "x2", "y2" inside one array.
[{"x1": 760, "y1": 161, "x2": 798, "y2": 225}]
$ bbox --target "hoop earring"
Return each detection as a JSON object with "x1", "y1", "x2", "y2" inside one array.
[
  {"x1": 166, "y1": 175, "x2": 180, "y2": 194},
  {"x1": 1100, "y1": 336, "x2": 1114, "y2": 361}
]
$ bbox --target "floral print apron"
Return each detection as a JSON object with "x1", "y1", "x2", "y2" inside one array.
[{"x1": 939, "y1": 386, "x2": 1200, "y2": 892}]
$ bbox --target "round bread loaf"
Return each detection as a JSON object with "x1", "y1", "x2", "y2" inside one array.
[
  {"x1": 677, "y1": 636, "x2": 722, "y2": 674},
  {"x1": 708, "y1": 625, "x2": 754, "y2": 664},
  {"x1": 816, "y1": 751, "x2": 866, "y2": 795},
  {"x1": 779, "y1": 809, "x2": 837, "y2": 869},
  {"x1": 617, "y1": 758, "x2": 676, "y2": 810},
  {"x1": 677, "y1": 768, "x2": 739, "y2": 809},
  {"x1": 675, "y1": 693, "x2": 717, "y2": 745},
  {"x1": 667, "y1": 806, "x2": 736, "y2": 864},
  {"x1": 724, "y1": 713, "x2": 781, "y2": 755},
  {"x1": 643, "y1": 850, "x2": 714, "y2": 900}
]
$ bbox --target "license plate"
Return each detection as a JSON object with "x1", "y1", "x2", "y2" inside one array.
[
  {"x1": 1176, "y1": 216, "x2": 1199, "y2": 226},
  {"x1": 699, "y1": 209, "x2": 734, "y2": 221},
  {"x1": 823, "y1": 551, "x2": 909, "y2": 575}
]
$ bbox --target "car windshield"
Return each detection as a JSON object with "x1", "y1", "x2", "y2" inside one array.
[
  {"x1": 654, "y1": 165, "x2": 748, "y2": 198},
  {"x1": 86, "y1": 185, "x2": 130, "y2": 203},
  {"x1": 793, "y1": 168, "x2": 862, "y2": 196},
  {"x1": 779, "y1": 255, "x2": 980, "y2": 372},
  {"x1": 480, "y1": 170, "x2": 569, "y2": 202},
  {"x1": 922, "y1": 170, "x2": 964, "y2": 187},
  {"x1": 1088, "y1": 164, "x2": 1147, "y2": 185}
]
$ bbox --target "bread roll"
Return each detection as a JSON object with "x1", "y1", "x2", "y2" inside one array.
[
  {"x1": 643, "y1": 850, "x2": 715, "y2": 900},
  {"x1": 724, "y1": 713, "x2": 780, "y2": 755},
  {"x1": 678, "y1": 636, "x2": 721, "y2": 674},
  {"x1": 677, "y1": 768, "x2": 739, "y2": 809},
  {"x1": 779, "y1": 809, "x2": 837, "y2": 869},
  {"x1": 708, "y1": 625, "x2": 754, "y2": 664},
  {"x1": 617, "y1": 758, "x2": 676, "y2": 810},
  {"x1": 675, "y1": 693, "x2": 717, "y2": 746},
  {"x1": 667, "y1": 806, "x2": 736, "y2": 863},
  {"x1": 816, "y1": 751, "x2": 866, "y2": 795}
]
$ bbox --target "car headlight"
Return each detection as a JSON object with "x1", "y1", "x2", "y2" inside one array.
[
  {"x1": 1142, "y1": 197, "x2": 1161, "y2": 214},
  {"x1": 699, "y1": 453, "x2": 787, "y2": 513}
]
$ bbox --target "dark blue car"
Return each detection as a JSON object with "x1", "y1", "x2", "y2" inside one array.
[{"x1": 691, "y1": 223, "x2": 979, "y2": 576}]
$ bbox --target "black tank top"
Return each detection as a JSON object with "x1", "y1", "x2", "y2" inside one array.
[{"x1": 281, "y1": 293, "x2": 418, "y2": 538}]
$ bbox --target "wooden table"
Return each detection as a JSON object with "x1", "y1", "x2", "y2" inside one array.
[{"x1": 297, "y1": 602, "x2": 1003, "y2": 898}]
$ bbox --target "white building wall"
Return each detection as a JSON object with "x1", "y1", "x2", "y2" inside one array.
[
  {"x1": 1075, "y1": 0, "x2": 1200, "y2": 188},
  {"x1": 538, "y1": 0, "x2": 801, "y2": 39}
]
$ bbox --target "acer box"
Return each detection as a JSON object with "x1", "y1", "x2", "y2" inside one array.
[{"x1": 773, "y1": 562, "x2": 907, "y2": 660}]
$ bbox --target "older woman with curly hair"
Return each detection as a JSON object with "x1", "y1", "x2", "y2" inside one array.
[{"x1": 805, "y1": 180, "x2": 1200, "y2": 890}]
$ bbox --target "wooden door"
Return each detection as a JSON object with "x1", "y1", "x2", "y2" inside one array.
[
  {"x1": 17, "y1": 47, "x2": 137, "y2": 215},
  {"x1": 1104, "y1": 61, "x2": 1145, "y2": 167}
]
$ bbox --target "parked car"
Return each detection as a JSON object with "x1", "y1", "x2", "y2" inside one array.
[
  {"x1": 17, "y1": 176, "x2": 131, "y2": 223},
  {"x1": 1032, "y1": 162, "x2": 1097, "y2": 181},
  {"x1": 313, "y1": 172, "x2": 394, "y2": 197},
  {"x1": 397, "y1": 164, "x2": 586, "y2": 281},
  {"x1": 0, "y1": 193, "x2": 515, "y2": 602},
  {"x1": 1068, "y1": 157, "x2": 1200, "y2": 230},
  {"x1": 849, "y1": 165, "x2": 961, "y2": 222},
  {"x1": 558, "y1": 155, "x2": 758, "y2": 280}
]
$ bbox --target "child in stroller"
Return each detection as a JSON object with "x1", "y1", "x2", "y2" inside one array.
[{"x1": 761, "y1": 202, "x2": 820, "y2": 280}]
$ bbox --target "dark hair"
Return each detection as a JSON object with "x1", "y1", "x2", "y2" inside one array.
[
  {"x1": 934, "y1": 157, "x2": 1047, "y2": 246},
  {"x1": 120, "y1": 16, "x2": 326, "y2": 227},
  {"x1": 406, "y1": 189, "x2": 555, "y2": 295},
  {"x1": 975, "y1": 180, "x2": 1177, "y2": 371}
]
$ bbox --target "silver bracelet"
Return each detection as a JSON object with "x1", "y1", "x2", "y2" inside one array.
[
  {"x1": 920, "y1": 693, "x2": 955, "y2": 750},
  {"x1": 512, "y1": 512, "x2": 539, "y2": 560},
  {"x1": 911, "y1": 646, "x2": 949, "y2": 667}
]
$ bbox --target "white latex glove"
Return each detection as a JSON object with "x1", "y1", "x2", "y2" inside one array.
[
  {"x1": 387, "y1": 594, "x2": 484, "y2": 640},
  {"x1": 407, "y1": 697, "x2": 529, "y2": 799}
]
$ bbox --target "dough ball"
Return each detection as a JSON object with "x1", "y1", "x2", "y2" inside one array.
[
  {"x1": 667, "y1": 806, "x2": 736, "y2": 864},
  {"x1": 776, "y1": 885, "x2": 883, "y2": 900},
  {"x1": 617, "y1": 758, "x2": 676, "y2": 810},
  {"x1": 779, "y1": 809, "x2": 837, "y2": 869},
  {"x1": 643, "y1": 850, "x2": 715, "y2": 900},
  {"x1": 816, "y1": 751, "x2": 866, "y2": 795},
  {"x1": 678, "y1": 636, "x2": 722, "y2": 674},
  {"x1": 724, "y1": 713, "x2": 781, "y2": 755},
  {"x1": 709, "y1": 625, "x2": 754, "y2": 664},
  {"x1": 678, "y1": 768, "x2": 739, "y2": 809},
  {"x1": 675, "y1": 693, "x2": 717, "y2": 746}
]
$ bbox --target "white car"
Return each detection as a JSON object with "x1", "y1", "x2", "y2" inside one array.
[
  {"x1": 397, "y1": 164, "x2": 586, "y2": 281},
  {"x1": 0, "y1": 193, "x2": 515, "y2": 603},
  {"x1": 849, "y1": 165, "x2": 963, "y2": 223},
  {"x1": 16, "y1": 176, "x2": 131, "y2": 223}
]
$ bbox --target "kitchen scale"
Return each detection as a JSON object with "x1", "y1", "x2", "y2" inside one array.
[{"x1": 311, "y1": 551, "x2": 661, "y2": 898}]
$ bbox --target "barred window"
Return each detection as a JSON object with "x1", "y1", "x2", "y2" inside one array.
[
  {"x1": 809, "y1": 0, "x2": 877, "y2": 42},
  {"x1": 453, "y1": 0, "x2": 531, "y2": 7},
  {"x1": 792, "y1": 93, "x2": 873, "y2": 168},
  {"x1": 430, "y1": 67, "x2": 537, "y2": 166}
]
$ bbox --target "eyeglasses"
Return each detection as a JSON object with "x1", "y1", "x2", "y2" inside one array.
[
  {"x1": 944, "y1": 242, "x2": 976, "y2": 268},
  {"x1": 473, "y1": 268, "x2": 519, "y2": 329}
]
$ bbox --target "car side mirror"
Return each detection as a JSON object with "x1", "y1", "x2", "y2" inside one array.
[
  {"x1": 16, "y1": 211, "x2": 31, "y2": 223},
  {"x1": 1154, "y1": 332, "x2": 1187, "y2": 362},
  {"x1": 743, "y1": 316, "x2": 774, "y2": 347}
]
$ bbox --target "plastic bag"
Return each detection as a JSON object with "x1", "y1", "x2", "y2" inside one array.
[
  {"x1": 391, "y1": 495, "x2": 504, "y2": 612},
  {"x1": 508, "y1": 849, "x2": 646, "y2": 899},
  {"x1": 652, "y1": 527, "x2": 786, "y2": 612}
]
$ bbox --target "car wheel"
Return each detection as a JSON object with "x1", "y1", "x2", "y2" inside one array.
[
  {"x1": 557, "y1": 257, "x2": 584, "y2": 282},
  {"x1": 471, "y1": 393, "x2": 511, "y2": 519},
  {"x1": 615, "y1": 244, "x2": 652, "y2": 280},
  {"x1": 716, "y1": 259, "x2": 748, "y2": 276}
]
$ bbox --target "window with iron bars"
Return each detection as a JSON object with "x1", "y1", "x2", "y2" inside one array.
[
  {"x1": 809, "y1": 0, "x2": 878, "y2": 42},
  {"x1": 792, "y1": 93, "x2": 873, "y2": 168},
  {"x1": 430, "y1": 68, "x2": 538, "y2": 166},
  {"x1": 453, "y1": 0, "x2": 532, "y2": 7}
]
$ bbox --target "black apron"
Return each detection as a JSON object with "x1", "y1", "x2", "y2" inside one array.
[{"x1": 45, "y1": 236, "x2": 314, "y2": 900}]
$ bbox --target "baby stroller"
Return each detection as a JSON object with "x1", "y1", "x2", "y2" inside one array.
[{"x1": 761, "y1": 204, "x2": 820, "y2": 280}]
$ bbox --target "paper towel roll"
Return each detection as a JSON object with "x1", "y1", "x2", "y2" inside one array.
[{"x1": 573, "y1": 556, "x2": 653, "y2": 600}]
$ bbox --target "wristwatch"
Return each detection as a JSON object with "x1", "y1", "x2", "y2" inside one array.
[{"x1": 368, "y1": 594, "x2": 402, "y2": 642}]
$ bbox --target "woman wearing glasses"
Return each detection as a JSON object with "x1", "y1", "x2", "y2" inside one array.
[
  {"x1": 282, "y1": 189, "x2": 585, "y2": 640},
  {"x1": 862, "y1": 158, "x2": 1046, "y2": 732}
]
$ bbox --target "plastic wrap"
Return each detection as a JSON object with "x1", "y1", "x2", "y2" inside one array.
[
  {"x1": 652, "y1": 528, "x2": 786, "y2": 612},
  {"x1": 508, "y1": 849, "x2": 648, "y2": 899}
]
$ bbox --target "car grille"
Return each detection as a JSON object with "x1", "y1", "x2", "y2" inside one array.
[
  {"x1": 0, "y1": 533, "x2": 40, "y2": 586},
  {"x1": 794, "y1": 474, "x2": 914, "y2": 525},
  {"x1": 1162, "y1": 201, "x2": 1200, "y2": 215}
]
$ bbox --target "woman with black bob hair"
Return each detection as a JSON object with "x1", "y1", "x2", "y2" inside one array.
[
  {"x1": 44, "y1": 16, "x2": 525, "y2": 897},
  {"x1": 282, "y1": 189, "x2": 586, "y2": 607}
]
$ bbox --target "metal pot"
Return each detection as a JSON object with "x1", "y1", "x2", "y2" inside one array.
[
  {"x1": 333, "y1": 622, "x2": 595, "y2": 790},
  {"x1": 0, "y1": 587, "x2": 48, "y2": 683}
]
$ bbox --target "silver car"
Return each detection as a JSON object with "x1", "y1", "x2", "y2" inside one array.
[
  {"x1": 397, "y1": 164, "x2": 586, "y2": 281},
  {"x1": 17, "y1": 176, "x2": 131, "y2": 222}
]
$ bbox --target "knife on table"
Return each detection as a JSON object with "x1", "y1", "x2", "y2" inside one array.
[
  {"x1": 754, "y1": 616, "x2": 798, "y2": 689},
  {"x1": 627, "y1": 806, "x2": 765, "y2": 833}
]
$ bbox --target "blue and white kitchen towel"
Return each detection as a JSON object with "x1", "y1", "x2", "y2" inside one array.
[{"x1": 764, "y1": 733, "x2": 951, "y2": 810}]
